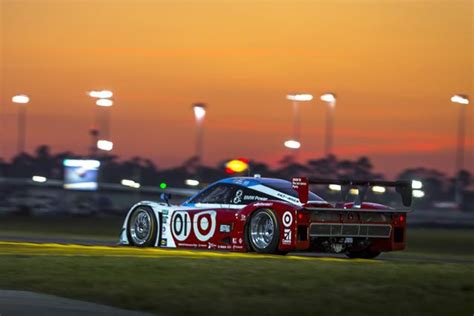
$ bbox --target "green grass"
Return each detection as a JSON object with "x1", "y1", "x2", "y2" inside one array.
[
  {"x1": 0, "y1": 215, "x2": 122, "y2": 241},
  {"x1": 0, "y1": 255, "x2": 472, "y2": 316},
  {"x1": 406, "y1": 228, "x2": 474, "y2": 256},
  {"x1": 0, "y1": 216, "x2": 473, "y2": 315}
]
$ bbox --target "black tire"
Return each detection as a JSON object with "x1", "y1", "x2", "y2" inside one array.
[
  {"x1": 247, "y1": 209, "x2": 280, "y2": 254},
  {"x1": 126, "y1": 206, "x2": 159, "y2": 247},
  {"x1": 346, "y1": 248, "x2": 381, "y2": 259}
]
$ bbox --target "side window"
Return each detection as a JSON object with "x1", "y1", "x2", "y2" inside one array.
[
  {"x1": 230, "y1": 187, "x2": 273, "y2": 204},
  {"x1": 189, "y1": 184, "x2": 236, "y2": 204}
]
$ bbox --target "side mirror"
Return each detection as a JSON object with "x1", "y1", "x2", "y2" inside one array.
[{"x1": 160, "y1": 193, "x2": 172, "y2": 206}]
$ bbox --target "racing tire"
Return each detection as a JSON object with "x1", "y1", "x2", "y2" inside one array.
[
  {"x1": 346, "y1": 248, "x2": 381, "y2": 259},
  {"x1": 247, "y1": 209, "x2": 281, "y2": 254},
  {"x1": 127, "y1": 206, "x2": 159, "y2": 247}
]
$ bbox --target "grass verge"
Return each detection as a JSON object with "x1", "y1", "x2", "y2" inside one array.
[{"x1": 0, "y1": 255, "x2": 472, "y2": 316}]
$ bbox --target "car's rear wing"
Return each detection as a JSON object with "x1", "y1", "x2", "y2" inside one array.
[{"x1": 292, "y1": 177, "x2": 412, "y2": 207}]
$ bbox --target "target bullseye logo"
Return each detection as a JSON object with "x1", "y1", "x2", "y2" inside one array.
[
  {"x1": 282, "y1": 211, "x2": 293, "y2": 227},
  {"x1": 194, "y1": 211, "x2": 216, "y2": 242}
]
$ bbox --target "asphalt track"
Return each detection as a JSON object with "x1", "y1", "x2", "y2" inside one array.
[
  {"x1": 0, "y1": 290, "x2": 152, "y2": 316},
  {"x1": 0, "y1": 236, "x2": 473, "y2": 263}
]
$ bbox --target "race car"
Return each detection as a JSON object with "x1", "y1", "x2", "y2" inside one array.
[{"x1": 119, "y1": 176, "x2": 412, "y2": 258}]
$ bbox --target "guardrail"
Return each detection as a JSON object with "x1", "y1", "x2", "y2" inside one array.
[{"x1": 0, "y1": 177, "x2": 199, "y2": 197}]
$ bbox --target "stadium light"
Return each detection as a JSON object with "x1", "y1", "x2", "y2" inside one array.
[
  {"x1": 32, "y1": 176, "x2": 47, "y2": 183},
  {"x1": 413, "y1": 190, "x2": 425, "y2": 198},
  {"x1": 185, "y1": 179, "x2": 200, "y2": 186},
  {"x1": 286, "y1": 94, "x2": 313, "y2": 102},
  {"x1": 193, "y1": 103, "x2": 206, "y2": 121},
  {"x1": 97, "y1": 140, "x2": 113, "y2": 151},
  {"x1": 328, "y1": 184, "x2": 342, "y2": 191},
  {"x1": 372, "y1": 186, "x2": 386, "y2": 194},
  {"x1": 96, "y1": 98, "x2": 113, "y2": 107},
  {"x1": 411, "y1": 180, "x2": 423, "y2": 189},
  {"x1": 451, "y1": 94, "x2": 469, "y2": 105},
  {"x1": 320, "y1": 93, "x2": 336, "y2": 104},
  {"x1": 12, "y1": 94, "x2": 30, "y2": 104},
  {"x1": 284, "y1": 139, "x2": 301, "y2": 149},
  {"x1": 88, "y1": 90, "x2": 113, "y2": 99},
  {"x1": 121, "y1": 179, "x2": 140, "y2": 189},
  {"x1": 349, "y1": 188, "x2": 359, "y2": 195}
]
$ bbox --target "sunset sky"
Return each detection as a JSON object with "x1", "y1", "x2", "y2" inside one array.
[{"x1": 1, "y1": 0, "x2": 472, "y2": 177}]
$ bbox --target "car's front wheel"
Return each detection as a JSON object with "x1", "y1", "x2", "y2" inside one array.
[
  {"x1": 248, "y1": 209, "x2": 281, "y2": 254},
  {"x1": 127, "y1": 206, "x2": 158, "y2": 247}
]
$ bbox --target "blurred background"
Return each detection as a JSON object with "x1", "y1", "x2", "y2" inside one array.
[{"x1": 0, "y1": 0, "x2": 472, "y2": 226}]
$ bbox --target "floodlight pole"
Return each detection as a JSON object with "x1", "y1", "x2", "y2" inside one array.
[
  {"x1": 292, "y1": 101, "x2": 301, "y2": 143},
  {"x1": 12, "y1": 95, "x2": 31, "y2": 155},
  {"x1": 286, "y1": 93, "x2": 313, "y2": 159},
  {"x1": 17, "y1": 104, "x2": 27, "y2": 154},
  {"x1": 454, "y1": 102, "x2": 466, "y2": 206},
  {"x1": 193, "y1": 103, "x2": 206, "y2": 165},
  {"x1": 324, "y1": 101, "x2": 335, "y2": 157},
  {"x1": 196, "y1": 119, "x2": 204, "y2": 163}
]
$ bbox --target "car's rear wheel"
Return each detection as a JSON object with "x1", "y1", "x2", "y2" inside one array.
[
  {"x1": 248, "y1": 209, "x2": 280, "y2": 254},
  {"x1": 127, "y1": 206, "x2": 158, "y2": 247},
  {"x1": 346, "y1": 248, "x2": 381, "y2": 259}
]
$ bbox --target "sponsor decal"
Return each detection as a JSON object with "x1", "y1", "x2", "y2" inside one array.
[
  {"x1": 162, "y1": 210, "x2": 169, "y2": 215},
  {"x1": 233, "y1": 190, "x2": 243, "y2": 204},
  {"x1": 208, "y1": 242, "x2": 217, "y2": 249},
  {"x1": 171, "y1": 211, "x2": 191, "y2": 241},
  {"x1": 282, "y1": 211, "x2": 293, "y2": 228},
  {"x1": 231, "y1": 237, "x2": 243, "y2": 245},
  {"x1": 177, "y1": 243, "x2": 198, "y2": 248},
  {"x1": 219, "y1": 224, "x2": 231, "y2": 233},
  {"x1": 160, "y1": 238, "x2": 167, "y2": 246},
  {"x1": 193, "y1": 211, "x2": 217, "y2": 242},
  {"x1": 162, "y1": 226, "x2": 166, "y2": 233},
  {"x1": 253, "y1": 202, "x2": 273, "y2": 207},
  {"x1": 171, "y1": 210, "x2": 217, "y2": 243},
  {"x1": 283, "y1": 229, "x2": 292, "y2": 245},
  {"x1": 243, "y1": 195, "x2": 268, "y2": 201},
  {"x1": 282, "y1": 211, "x2": 293, "y2": 245}
]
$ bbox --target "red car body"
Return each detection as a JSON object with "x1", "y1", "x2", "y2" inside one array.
[{"x1": 119, "y1": 177, "x2": 412, "y2": 258}]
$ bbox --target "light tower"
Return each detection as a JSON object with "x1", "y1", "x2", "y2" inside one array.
[
  {"x1": 320, "y1": 93, "x2": 337, "y2": 157},
  {"x1": 12, "y1": 94, "x2": 30, "y2": 154},
  {"x1": 284, "y1": 93, "x2": 313, "y2": 154},
  {"x1": 451, "y1": 94, "x2": 469, "y2": 207},
  {"x1": 88, "y1": 90, "x2": 114, "y2": 156},
  {"x1": 193, "y1": 103, "x2": 207, "y2": 164}
]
